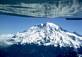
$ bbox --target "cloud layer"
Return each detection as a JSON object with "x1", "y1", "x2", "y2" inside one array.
[{"x1": 0, "y1": 0, "x2": 82, "y2": 18}]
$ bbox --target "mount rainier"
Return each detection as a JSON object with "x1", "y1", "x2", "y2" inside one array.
[{"x1": 0, "y1": 22, "x2": 82, "y2": 48}]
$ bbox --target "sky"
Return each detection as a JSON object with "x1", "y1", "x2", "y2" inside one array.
[{"x1": 0, "y1": 14, "x2": 82, "y2": 35}]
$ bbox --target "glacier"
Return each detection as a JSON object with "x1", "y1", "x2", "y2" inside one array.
[
  {"x1": 0, "y1": 22, "x2": 82, "y2": 57},
  {"x1": 0, "y1": 22, "x2": 82, "y2": 49}
]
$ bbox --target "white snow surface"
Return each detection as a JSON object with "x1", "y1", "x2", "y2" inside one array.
[{"x1": 0, "y1": 22, "x2": 82, "y2": 48}]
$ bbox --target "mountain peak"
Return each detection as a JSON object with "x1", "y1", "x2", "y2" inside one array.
[
  {"x1": 38, "y1": 22, "x2": 59, "y2": 30},
  {"x1": 46, "y1": 22, "x2": 59, "y2": 27},
  {"x1": 0, "y1": 22, "x2": 82, "y2": 48}
]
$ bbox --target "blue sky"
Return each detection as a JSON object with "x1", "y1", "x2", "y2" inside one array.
[{"x1": 0, "y1": 15, "x2": 82, "y2": 35}]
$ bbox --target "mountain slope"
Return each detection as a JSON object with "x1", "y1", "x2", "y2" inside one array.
[{"x1": 0, "y1": 22, "x2": 82, "y2": 48}]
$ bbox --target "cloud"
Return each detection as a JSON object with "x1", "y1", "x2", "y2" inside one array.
[{"x1": 0, "y1": 0, "x2": 82, "y2": 18}]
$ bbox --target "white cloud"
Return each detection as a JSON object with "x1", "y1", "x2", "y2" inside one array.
[{"x1": 0, "y1": 0, "x2": 81, "y2": 18}]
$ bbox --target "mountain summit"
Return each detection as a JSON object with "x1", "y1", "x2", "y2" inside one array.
[{"x1": 0, "y1": 22, "x2": 82, "y2": 48}]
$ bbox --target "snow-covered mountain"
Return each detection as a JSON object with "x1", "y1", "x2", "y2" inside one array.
[{"x1": 0, "y1": 22, "x2": 82, "y2": 48}]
